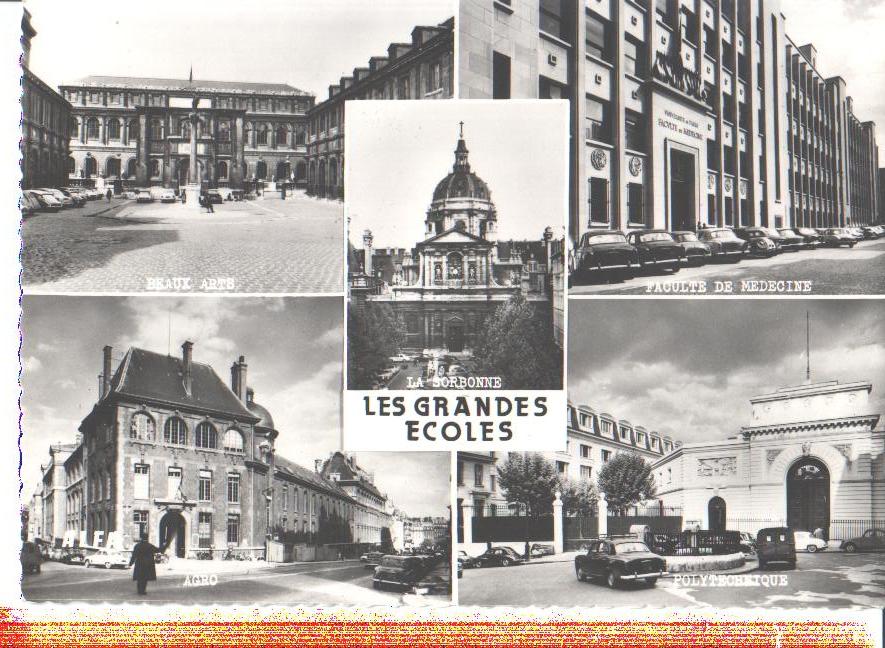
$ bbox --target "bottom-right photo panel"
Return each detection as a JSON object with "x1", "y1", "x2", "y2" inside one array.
[{"x1": 457, "y1": 299, "x2": 884, "y2": 608}]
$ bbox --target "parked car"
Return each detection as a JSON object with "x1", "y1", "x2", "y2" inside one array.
[
  {"x1": 626, "y1": 230, "x2": 684, "y2": 272},
  {"x1": 135, "y1": 189, "x2": 154, "y2": 203},
  {"x1": 372, "y1": 555, "x2": 428, "y2": 591},
  {"x1": 21, "y1": 541, "x2": 41, "y2": 574},
  {"x1": 794, "y1": 531, "x2": 827, "y2": 553},
  {"x1": 776, "y1": 228, "x2": 805, "y2": 252},
  {"x1": 573, "y1": 230, "x2": 637, "y2": 281},
  {"x1": 840, "y1": 528, "x2": 885, "y2": 553},
  {"x1": 820, "y1": 228, "x2": 857, "y2": 248},
  {"x1": 360, "y1": 551, "x2": 385, "y2": 568},
  {"x1": 474, "y1": 546, "x2": 525, "y2": 568},
  {"x1": 756, "y1": 527, "x2": 796, "y2": 569},
  {"x1": 61, "y1": 549, "x2": 87, "y2": 565},
  {"x1": 529, "y1": 543, "x2": 555, "y2": 558},
  {"x1": 457, "y1": 550, "x2": 478, "y2": 569},
  {"x1": 26, "y1": 190, "x2": 63, "y2": 213},
  {"x1": 39, "y1": 188, "x2": 75, "y2": 208},
  {"x1": 389, "y1": 353, "x2": 413, "y2": 363},
  {"x1": 207, "y1": 189, "x2": 223, "y2": 204},
  {"x1": 574, "y1": 538, "x2": 668, "y2": 588},
  {"x1": 738, "y1": 532, "x2": 757, "y2": 555},
  {"x1": 734, "y1": 227, "x2": 780, "y2": 257},
  {"x1": 150, "y1": 186, "x2": 176, "y2": 203},
  {"x1": 671, "y1": 231, "x2": 712, "y2": 266},
  {"x1": 20, "y1": 191, "x2": 43, "y2": 217},
  {"x1": 860, "y1": 226, "x2": 881, "y2": 240},
  {"x1": 846, "y1": 227, "x2": 864, "y2": 240},
  {"x1": 696, "y1": 228, "x2": 748, "y2": 261},
  {"x1": 84, "y1": 547, "x2": 130, "y2": 569},
  {"x1": 791, "y1": 227, "x2": 822, "y2": 249},
  {"x1": 58, "y1": 188, "x2": 86, "y2": 207}
]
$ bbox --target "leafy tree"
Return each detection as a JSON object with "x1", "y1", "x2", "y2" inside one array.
[
  {"x1": 471, "y1": 293, "x2": 562, "y2": 389},
  {"x1": 347, "y1": 302, "x2": 407, "y2": 389},
  {"x1": 496, "y1": 452, "x2": 560, "y2": 517},
  {"x1": 557, "y1": 476, "x2": 598, "y2": 517},
  {"x1": 596, "y1": 453, "x2": 657, "y2": 515}
]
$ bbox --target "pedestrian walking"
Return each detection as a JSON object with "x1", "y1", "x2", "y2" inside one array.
[
  {"x1": 128, "y1": 533, "x2": 165, "y2": 595},
  {"x1": 206, "y1": 195, "x2": 215, "y2": 213},
  {"x1": 106, "y1": 188, "x2": 112, "y2": 203}
]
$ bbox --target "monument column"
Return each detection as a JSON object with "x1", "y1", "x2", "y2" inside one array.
[
  {"x1": 181, "y1": 98, "x2": 202, "y2": 210},
  {"x1": 135, "y1": 112, "x2": 149, "y2": 186}
]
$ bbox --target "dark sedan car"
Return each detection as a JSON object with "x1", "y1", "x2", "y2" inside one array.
[
  {"x1": 820, "y1": 228, "x2": 857, "y2": 248},
  {"x1": 474, "y1": 546, "x2": 525, "y2": 568},
  {"x1": 671, "y1": 231, "x2": 712, "y2": 266},
  {"x1": 841, "y1": 528, "x2": 885, "y2": 553},
  {"x1": 696, "y1": 228, "x2": 748, "y2": 261},
  {"x1": 573, "y1": 230, "x2": 637, "y2": 281},
  {"x1": 757, "y1": 527, "x2": 796, "y2": 569},
  {"x1": 372, "y1": 555, "x2": 428, "y2": 591},
  {"x1": 360, "y1": 551, "x2": 385, "y2": 568},
  {"x1": 575, "y1": 539, "x2": 668, "y2": 588},
  {"x1": 776, "y1": 228, "x2": 805, "y2": 252},
  {"x1": 626, "y1": 230, "x2": 684, "y2": 272},
  {"x1": 792, "y1": 227, "x2": 822, "y2": 249},
  {"x1": 734, "y1": 227, "x2": 780, "y2": 257},
  {"x1": 860, "y1": 226, "x2": 881, "y2": 240}
]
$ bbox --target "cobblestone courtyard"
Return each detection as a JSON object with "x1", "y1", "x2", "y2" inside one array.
[{"x1": 22, "y1": 192, "x2": 344, "y2": 293}]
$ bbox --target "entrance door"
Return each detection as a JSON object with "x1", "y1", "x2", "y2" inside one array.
[
  {"x1": 787, "y1": 458, "x2": 830, "y2": 538},
  {"x1": 708, "y1": 496, "x2": 726, "y2": 533},
  {"x1": 447, "y1": 319, "x2": 465, "y2": 352},
  {"x1": 159, "y1": 511, "x2": 186, "y2": 558},
  {"x1": 670, "y1": 149, "x2": 696, "y2": 231}
]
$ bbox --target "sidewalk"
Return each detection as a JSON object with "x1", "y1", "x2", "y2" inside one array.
[{"x1": 157, "y1": 557, "x2": 362, "y2": 577}]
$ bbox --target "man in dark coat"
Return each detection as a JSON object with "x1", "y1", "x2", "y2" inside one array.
[{"x1": 129, "y1": 533, "x2": 165, "y2": 595}]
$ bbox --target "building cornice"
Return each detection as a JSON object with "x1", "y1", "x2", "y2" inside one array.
[{"x1": 740, "y1": 414, "x2": 881, "y2": 437}]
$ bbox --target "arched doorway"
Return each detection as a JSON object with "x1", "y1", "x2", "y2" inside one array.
[
  {"x1": 787, "y1": 457, "x2": 830, "y2": 538},
  {"x1": 177, "y1": 158, "x2": 189, "y2": 186},
  {"x1": 708, "y1": 496, "x2": 726, "y2": 533},
  {"x1": 447, "y1": 316, "x2": 465, "y2": 352},
  {"x1": 276, "y1": 161, "x2": 290, "y2": 182},
  {"x1": 256, "y1": 160, "x2": 267, "y2": 180},
  {"x1": 106, "y1": 158, "x2": 121, "y2": 179},
  {"x1": 84, "y1": 156, "x2": 97, "y2": 177},
  {"x1": 159, "y1": 511, "x2": 186, "y2": 558},
  {"x1": 295, "y1": 161, "x2": 306, "y2": 183}
]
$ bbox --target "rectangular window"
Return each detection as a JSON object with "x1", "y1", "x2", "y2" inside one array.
[
  {"x1": 227, "y1": 473, "x2": 239, "y2": 504},
  {"x1": 725, "y1": 196, "x2": 734, "y2": 225},
  {"x1": 625, "y1": 110, "x2": 645, "y2": 152},
  {"x1": 457, "y1": 461, "x2": 464, "y2": 486},
  {"x1": 580, "y1": 444, "x2": 591, "y2": 458},
  {"x1": 580, "y1": 465, "x2": 592, "y2": 480},
  {"x1": 541, "y1": 0, "x2": 568, "y2": 41},
  {"x1": 585, "y1": 13, "x2": 610, "y2": 62},
  {"x1": 168, "y1": 467, "x2": 182, "y2": 499},
  {"x1": 589, "y1": 178, "x2": 609, "y2": 225},
  {"x1": 198, "y1": 512, "x2": 212, "y2": 548},
  {"x1": 601, "y1": 450, "x2": 612, "y2": 463},
  {"x1": 490, "y1": 474, "x2": 496, "y2": 492},
  {"x1": 708, "y1": 194, "x2": 718, "y2": 224},
  {"x1": 556, "y1": 461, "x2": 568, "y2": 474},
  {"x1": 627, "y1": 183, "x2": 645, "y2": 224},
  {"x1": 134, "y1": 464, "x2": 150, "y2": 500},
  {"x1": 492, "y1": 51, "x2": 511, "y2": 99},
  {"x1": 624, "y1": 37, "x2": 646, "y2": 77},
  {"x1": 585, "y1": 96, "x2": 610, "y2": 143},
  {"x1": 282, "y1": 484, "x2": 289, "y2": 511},
  {"x1": 474, "y1": 463, "x2": 483, "y2": 487},
  {"x1": 198, "y1": 470, "x2": 212, "y2": 501},
  {"x1": 619, "y1": 427, "x2": 628, "y2": 440},
  {"x1": 427, "y1": 61, "x2": 442, "y2": 93},
  {"x1": 707, "y1": 139, "x2": 720, "y2": 171},
  {"x1": 133, "y1": 510, "x2": 148, "y2": 539},
  {"x1": 398, "y1": 75, "x2": 411, "y2": 99},
  {"x1": 227, "y1": 514, "x2": 240, "y2": 544}
]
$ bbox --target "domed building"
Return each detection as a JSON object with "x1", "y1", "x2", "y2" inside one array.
[{"x1": 353, "y1": 125, "x2": 554, "y2": 354}]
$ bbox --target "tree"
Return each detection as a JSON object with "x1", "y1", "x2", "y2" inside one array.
[
  {"x1": 347, "y1": 302, "x2": 407, "y2": 389},
  {"x1": 471, "y1": 293, "x2": 563, "y2": 389},
  {"x1": 557, "y1": 477, "x2": 598, "y2": 517},
  {"x1": 596, "y1": 453, "x2": 657, "y2": 515},
  {"x1": 496, "y1": 452, "x2": 560, "y2": 517}
]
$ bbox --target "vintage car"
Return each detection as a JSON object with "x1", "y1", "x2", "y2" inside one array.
[
  {"x1": 38, "y1": 188, "x2": 75, "y2": 208},
  {"x1": 58, "y1": 188, "x2": 87, "y2": 207},
  {"x1": 860, "y1": 226, "x2": 881, "y2": 240},
  {"x1": 626, "y1": 230, "x2": 684, "y2": 272},
  {"x1": 696, "y1": 227, "x2": 748, "y2": 261},
  {"x1": 776, "y1": 228, "x2": 805, "y2": 252},
  {"x1": 791, "y1": 227, "x2": 822, "y2": 249},
  {"x1": 529, "y1": 543, "x2": 556, "y2": 558},
  {"x1": 756, "y1": 527, "x2": 796, "y2": 569},
  {"x1": 670, "y1": 231, "x2": 712, "y2": 265},
  {"x1": 573, "y1": 230, "x2": 637, "y2": 280},
  {"x1": 135, "y1": 189, "x2": 154, "y2": 203},
  {"x1": 474, "y1": 546, "x2": 525, "y2": 568},
  {"x1": 360, "y1": 551, "x2": 385, "y2": 568},
  {"x1": 372, "y1": 555, "x2": 428, "y2": 591},
  {"x1": 457, "y1": 550, "x2": 478, "y2": 569},
  {"x1": 61, "y1": 548, "x2": 87, "y2": 565},
  {"x1": 20, "y1": 191, "x2": 43, "y2": 217},
  {"x1": 793, "y1": 531, "x2": 827, "y2": 553},
  {"x1": 574, "y1": 538, "x2": 668, "y2": 588},
  {"x1": 207, "y1": 189, "x2": 224, "y2": 204},
  {"x1": 734, "y1": 227, "x2": 780, "y2": 257},
  {"x1": 840, "y1": 528, "x2": 885, "y2": 553},
  {"x1": 820, "y1": 228, "x2": 857, "y2": 248},
  {"x1": 151, "y1": 187, "x2": 177, "y2": 203},
  {"x1": 21, "y1": 541, "x2": 42, "y2": 575},
  {"x1": 26, "y1": 190, "x2": 63, "y2": 212},
  {"x1": 84, "y1": 547, "x2": 130, "y2": 569}
]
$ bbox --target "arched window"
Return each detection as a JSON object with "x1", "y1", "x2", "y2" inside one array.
[
  {"x1": 126, "y1": 158, "x2": 137, "y2": 178},
  {"x1": 223, "y1": 429, "x2": 244, "y2": 453},
  {"x1": 217, "y1": 121, "x2": 230, "y2": 142},
  {"x1": 149, "y1": 159, "x2": 161, "y2": 177},
  {"x1": 195, "y1": 422, "x2": 218, "y2": 449},
  {"x1": 276, "y1": 126, "x2": 288, "y2": 146},
  {"x1": 217, "y1": 160, "x2": 228, "y2": 179},
  {"x1": 106, "y1": 157, "x2": 121, "y2": 178},
  {"x1": 257, "y1": 125, "x2": 269, "y2": 145},
  {"x1": 149, "y1": 118, "x2": 163, "y2": 140},
  {"x1": 69, "y1": 117, "x2": 79, "y2": 138},
  {"x1": 294, "y1": 126, "x2": 305, "y2": 146},
  {"x1": 180, "y1": 120, "x2": 191, "y2": 139},
  {"x1": 130, "y1": 412, "x2": 156, "y2": 441},
  {"x1": 66, "y1": 157, "x2": 75, "y2": 174},
  {"x1": 86, "y1": 117, "x2": 100, "y2": 139},
  {"x1": 255, "y1": 160, "x2": 267, "y2": 180},
  {"x1": 107, "y1": 118, "x2": 121, "y2": 140},
  {"x1": 84, "y1": 156, "x2": 96, "y2": 176},
  {"x1": 164, "y1": 417, "x2": 187, "y2": 445},
  {"x1": 329, "y1": 159, "x2": 338, "y2": 187},
  {"x1": 447, "y1": 252, "x2": 463, "y2": 279},
  {"x1": 128, "y1": 118, "x2": 140, "y2": 139}
]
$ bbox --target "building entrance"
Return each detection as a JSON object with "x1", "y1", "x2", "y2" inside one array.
[
  {"x1": 447, "y1": 319, "x2": 465, "y2": 352},
  {"x1": 708, "y1": 496, "x2": 726, "y2": 532},
  {"x1": 159, "y1": 511, "x2": 186, "y2": 558},
  {"x1": 786, "y1": 458, "x2": 830, "y2": 539},
  {"x1": 669, "y1": 149, "x2": 696, "y2": 231}
]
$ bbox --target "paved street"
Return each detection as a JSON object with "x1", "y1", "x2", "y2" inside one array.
[
  {"x1": 458, "y1": 551, "x2": 885, "y2": 608},
  {"x1": 22, "y1": 192, "x2": 344, "y2": 293},
  {"x1": 570, "y1": 238, "x2": 885, "y2": 295},
  {"x1": 22, "y1": 559, "x2": 449, "y2": 606}
]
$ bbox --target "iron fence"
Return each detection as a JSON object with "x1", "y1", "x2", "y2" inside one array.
[
  {"x1": 649, "y1": 530, "x2": 743, "y2": 557},
  {"x1": 725, "y1": 518, "x2": 885, "y2": 540},
  {"x1": 608, "y1": 515, "x2": 683, "y2": 536}
]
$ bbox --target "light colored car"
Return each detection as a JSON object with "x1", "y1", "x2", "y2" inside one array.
[
  {"x1": 389, "y1": 353, "x2": 413, "y2": 363},
  {"x1": 159, "y1": 189, "x2": 177, "y2": 203},
  {"x1": 136, "y1": 189, "x2": 154, "y2": 203},
  {"x1": 26, "y1": 190, "x2": 63, "y2": 212},
  {"x1": 794, "y1": 531, "x2": 827, "y2": 553},
  {"x1": 38, "y1": 188, "x2": 75, "y2": 208},
  {"x1": 20, "y1": 191, "x2": 42, "y2": 216},
  {"x1": 85, "y1": 547, "x2": 130, "y2": 569}
]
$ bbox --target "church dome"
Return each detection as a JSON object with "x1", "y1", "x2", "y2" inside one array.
[
  {"x1": 246, "y1": 388, "x2": 275, "y2": 430},
  {"x1": 431, "y1": 132, "x2": 491, "y2": 202}
]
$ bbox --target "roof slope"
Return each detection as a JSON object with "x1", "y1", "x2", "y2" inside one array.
[
  {"x1": 274, "y1": 455, "x2": 353, "y2": 501},
  {"x1": 64, "y1": 75, "x2": 312, "y2": 97}
]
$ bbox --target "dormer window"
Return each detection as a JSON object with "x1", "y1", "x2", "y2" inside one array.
[{"x1": 329, "y1": 472, "x2": 340, "y2": 481}]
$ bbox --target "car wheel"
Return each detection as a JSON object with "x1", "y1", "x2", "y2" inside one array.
[
  {"x1": 843, "y1": 543, "x2": 857, "y2": 554},
  {"x1": 372, "y1": 580, "x2": 380, "y2": 590},
  {"x1": 575, "y1": 566, "x2": 587, "y2": 582},
  {"x1": 84, "y1": 560, "x2": 91, "y2": 568},
  {"x1": 105, "y1": 561, "x2": 112, "y2": 569},
  {"x1": 501, "y1": 558, "x2": 511, "y2": 567},
  {"x1": 606, "y1": 568, "x2": 620, "y2": 589},
  {"x1": 644, "y1": 578, "x2": 657, "y2": 587},
  {"x1": 671, "y1": 264, "x2": 681, "y2": 274},
  {"x1": 758, "y1": 560, "x2": 766, "y2": 570},
  {"x1": 807, "y1": 545, "x2": 818, "y2": 553}
]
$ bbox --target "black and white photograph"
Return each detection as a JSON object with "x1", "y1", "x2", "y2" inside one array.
[
  {"x1": 459, "y1": 0, "x2": 884, "y2": 295},
  {"x1": 20, "y1": 0, "x2": 453, "y2": 293},
  {"x1": 345, "y1": 100, "x2": 567, "y2": 391},
  {"x1": 458, "y1": 299, "x2": 884, "y2": 608},
  {"x1": 19, "y1": 295, "x2": 452, "y2": 605}
]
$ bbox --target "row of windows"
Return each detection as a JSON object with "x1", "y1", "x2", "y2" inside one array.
[
  {"x1": 67, "y1": 90, "x2": 309, "y2": 114},
  {"x1": 129, "y1": 413, "x2": 245, "y2": 452},
  {"x1": 132, "y1": 463, "x2": 241, "y2": 503}
]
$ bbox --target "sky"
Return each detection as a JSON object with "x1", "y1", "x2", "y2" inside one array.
[
  {"x1": 780, "y1": 0, "x2": 885, "y2": 157},
  {"x1": 345, "y1": 100, "x2": 569, "y2": 250},
  {"x1": 568, "y1": 299, "x2": 885, "y2": 446},
  {"x1": 23, "y1": 0, "x2": 454, "y2": 99},
  {"x1": 19, "y1": 296, "x2": 450, "y2": 518}
]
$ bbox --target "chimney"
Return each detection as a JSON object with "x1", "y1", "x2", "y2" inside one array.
[
  {"x1": 314, "y1": 459, "x2": 322, "y2": 474},
  {"x1": 230, "y1": 355, "x2": 248, "y2": 403},
  {"x1": 101, "y1": 345, "x2": 112, "y2": 399},
  {"x1": 181, "y1": 341, "x2": 193, "y2": 396},
  {"x1": 363, "y1": 229, "x2": 374, "y2": 277}
]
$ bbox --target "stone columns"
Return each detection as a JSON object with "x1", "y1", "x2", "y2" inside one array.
[
  {"x1": 553, "y1": 491, "x2": 563, "y2": 554},
  {"x1": 135, "y1": 113, "x2": 149, "y2": 186}
]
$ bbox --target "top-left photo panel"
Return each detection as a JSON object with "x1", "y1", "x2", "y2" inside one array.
[{"x1": 20, "y1": 0, "x2": 455, "y2": 294}]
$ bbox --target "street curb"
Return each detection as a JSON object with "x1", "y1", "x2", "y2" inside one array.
[{"x1": 494, "y1": 555, "x2": 761, "y2": 577}]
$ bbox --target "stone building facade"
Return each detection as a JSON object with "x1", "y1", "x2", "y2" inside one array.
[
  {"x1": 305, "y1": 18, "x2": 454, "y2": 199},
  {"x1": 20, "y1": 9, "x2": 72, "y2": 190},
  {"x1": 320, "y1": 452, "x2": 391, "y2": 544},
  {"x1": 58, "y1": 77, "x2": 313, "y2": 190}
]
